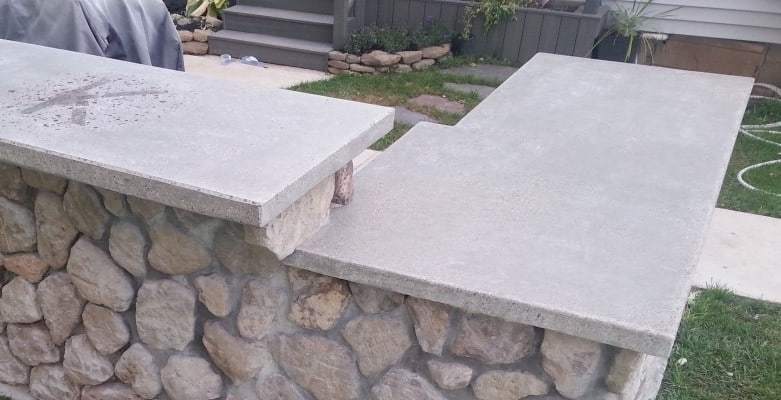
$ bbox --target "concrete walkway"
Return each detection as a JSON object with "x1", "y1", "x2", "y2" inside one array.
[
  {"x1": 184, "y1": 55, "x2": 329, "y2": 89},
  {"x1": 694, "y1": 208, "x2": 781, "y2": 303}
]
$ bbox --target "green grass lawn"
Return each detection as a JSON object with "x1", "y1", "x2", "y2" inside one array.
[
  {"x1": 717, "y1": 99, "x2": 781, "y2": 218},
  {"x1": 659, "y1": 289, "x2": 781, "y2": 400},
  {"x1": 290, "y1": 66, "x2": 497, "y2": 150}
]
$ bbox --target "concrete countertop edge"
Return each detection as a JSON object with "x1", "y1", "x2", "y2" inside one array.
[{"x1": 284, "y1": 249, "x2": 676, "y2": 357}]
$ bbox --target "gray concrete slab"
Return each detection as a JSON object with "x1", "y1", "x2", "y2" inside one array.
[
  {"x1": 441, "y1": 64, "x2": 518, "y2": 83},
  {"x1": 443, "y1": 82, "x2": 495, "y2": 100},
  {"x1": 287, "y1": 54, "x2": 754, "y2": 357},
  {"x1": 0, "y1": 40, "x2": 393, "y2": 226},
  {"x1": 694, "y1": 208, "x2": 781, "y2": 303}
]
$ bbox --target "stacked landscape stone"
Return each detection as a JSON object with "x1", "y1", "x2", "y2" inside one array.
[
  {"x1": 171, "y1": 14, "x2": 223, "y2": 56},
  {"x1": 328, "y1": 43, "x2": 452, "y2": 75},
  {"x1": 0, "y1": 163, "x2": 660, "y2": 400}
]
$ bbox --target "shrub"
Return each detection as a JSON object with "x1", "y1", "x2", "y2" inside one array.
[
  {"x1": 344, "y1": 24, "x2": 453, "y2": 54},
  {"x1": 410, "y1": 23, "x2": 454, "y2": 49}
]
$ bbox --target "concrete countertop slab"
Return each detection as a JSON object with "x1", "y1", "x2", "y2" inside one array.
[
  {"x1": 287, "y1": 54, "x2": 754, "y2": 357},
  {"x1": 0, "y1": 40, "x2": 393, "y2": 226}
]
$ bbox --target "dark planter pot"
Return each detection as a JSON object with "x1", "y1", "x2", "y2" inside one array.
[
  {"x1": 163, "y1": 0, "x2": 187, "y2": 13},
  {"x1": 593, "y1": 32, "x2": 638, "y2": 63}
]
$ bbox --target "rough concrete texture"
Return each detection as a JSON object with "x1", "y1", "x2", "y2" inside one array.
[
  {"x1": 694, "y1": 208, "x2": 781, "y2": 303},
  {"x1": 0, "y1": 40, "x2": 393, "y2": 227},
  {"x1": 288, "y1": 54, "x2": 754, "y2": 357},
  {"x1": 394, "y1": 106, "x2": 437, "y2": 126}
]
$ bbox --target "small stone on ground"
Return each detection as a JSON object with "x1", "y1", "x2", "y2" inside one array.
[
  {"x1": 443, "y1": 83, "x2": 495, "y2": 100},
  {"x1": 441, "y1": 64, "x2": 518, "y2": 83}
]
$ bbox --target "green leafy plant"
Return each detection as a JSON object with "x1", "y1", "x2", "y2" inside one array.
[
  {"x1": 410, "y1": 22, "x2": 454, "y2": 49},
  {"x1": 344, "y1": 24, "x2": 454, "y2": 54},
  {"x1": 186, "y1": 0, "x2": 229, "y2": 18},
  {"x1": 595, "y1": 0, "x2": 680, "y2": 62},
  {"x1": 461, "y1": 0, "x2": 544, "y2": 39}
]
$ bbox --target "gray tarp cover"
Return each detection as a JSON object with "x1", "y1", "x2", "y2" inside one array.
[{"x1": 0, "y1": 0, "x2": 184, "y2": 70}]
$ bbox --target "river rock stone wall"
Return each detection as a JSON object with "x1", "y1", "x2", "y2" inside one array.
[{"x1": 0, "y1": 163, "x2": 660, "y2": 400}]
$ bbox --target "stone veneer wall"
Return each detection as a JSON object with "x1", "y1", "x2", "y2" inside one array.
[
  {"x1": 0, "y1": 162, "x2": 662, "y2": 400},
  {"x1": 327, "y1": 44, "x2": 452, "y2": 76}
]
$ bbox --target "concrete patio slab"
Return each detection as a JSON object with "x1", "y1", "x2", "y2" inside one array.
[
  {"x1": 288, "y1": 54, "x2": 754, "y2": 357},
  {"x1": 0, "y1": 40, "x2": 393, "y2": 226},
  {"x1": 694, "y1": 208, "x2": 781, "y2": 303},
  {"x1": 184, "y1": 54, "x2": 329, "y2": 88}
]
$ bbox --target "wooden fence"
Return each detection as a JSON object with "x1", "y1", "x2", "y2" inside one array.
[{"x1": 360, "y1": 0, "x2": 608, "y2": 65}]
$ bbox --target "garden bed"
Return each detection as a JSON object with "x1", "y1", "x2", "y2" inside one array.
[{"x1": 361, "y1": 0, "x2": 608, "y2": 65}]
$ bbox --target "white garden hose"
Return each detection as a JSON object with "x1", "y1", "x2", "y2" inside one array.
[{"x1": 736, "y1": 83, "x2": 781, "y2": 197}]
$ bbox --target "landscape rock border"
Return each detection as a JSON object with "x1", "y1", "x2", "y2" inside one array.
[{"x1": 328, "y1": 43, "x2": 452, "y2": 75}]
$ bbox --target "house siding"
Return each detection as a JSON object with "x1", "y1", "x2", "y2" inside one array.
[{"x1": 605, "y1": 0, "x2": 781, "y2": 44}]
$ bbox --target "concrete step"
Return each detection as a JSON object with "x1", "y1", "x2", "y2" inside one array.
[
  {"x1": 223, "y1": 5, "x2": 334, "y2": 43},
  {"x1": 238, "y1": 0, "x2": 334, "y2": 17},
  {"x1": 209, "y1": 30, "x2": 332, "y2": 71}
]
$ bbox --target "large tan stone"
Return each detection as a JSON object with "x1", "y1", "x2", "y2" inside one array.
[
  {"x1": 115, "y1": 343, "x2": 162, "y2": 399},
  {"x1": 35, "y1": 191, "x2": 78, "y2": 268},
  {"x1": 63, "y1": 182, "x2": 111, "y2": 240},
  {"x1": 195, "y1": 274, "x2": 234, "y2": 317},
  {"x1": 361, "y1": 50, "x2": 402, "y2": 67},
  {"x1": 67, "y1": 237, "x2": 135, "y2": 312},
  {"x1": 427, "y1": 359, "x2": 472, "y2": 390},
  {"x1": 342, "y1": 310, "x2": 413, "y2": 377},
  {"x1": 203, "y1": 321, "x2": 273, "y2": 383},
  {"x1": 276, "y1": 334, "x2": 362, "y2": 400},
  {"x1": 136, "y1": 279, "x2": 196, "y2": 351},
  {"x1": 161, "y1": 355, "x2": 223, "y2": 400},
  {"x1": 148, "y1": 220, "x2": 212, "y2": 275},
  {"x1": 288, "y1": 268, "x2": 350, "y2": 330},
  {"x1": 407, "y1": 298, "x2": 451, "y2": 355},
  {"x1": 421, "y1": 45, "x2": 449, "y2": 59},
  {"x1": 7, "y1": 323, "x2": 60, "y2": 366},
  {"x1": 350, "y1": 282, "x2": 404, "y2": 314},
  {"x1": 396, "y1": 50, "x2": 423, "y2": 64},
  {"x1": 82, "y1": 383, "x2": 143, "y2": 400},
  {"x1": 256, "y1": 373, "x2": 309, "y2": 400},
  {"x1": 109, "y1": 221, "x2": 148, "y2": 277},
  {"x1": 30, "y1": 365, "x2": 79, "y2": 400},
  {"x1": 371, "y1": 368, "x2": 446, "y2": 400},
  {"x1": 243, "y1": 176, "x2": 334, "y2": 259},
  {"x1": 0, "y1": 277, "x2": 42, "y2": 323},
  {"x1": 451, "y1": 314, "x2": 536, "y2": 364},
  {"x1": 63, "y1": 334, "x2": 114, "y2": 385},
  {"x1": 237, "y1": 278, "x2": 285, "y2": 340},
  {"x1": 83, "y1": 304, "x2": 130, "y2": 355},
  {"x1": 0, "y1": 197, "x2": 36, "y2": 253},
  {"x1": 4, "y1": 253, "x2": 48, "y2": 282},
  {"x1": 215, "y1": 225, "x2": 279, "y2": 274},
  {"x1": 127, "y1": 196, "x2": 165, "y2": 222},
  {"x1": 606, "y1": 349, "x2": 649, "y2": 399},
  {"x1": 541, "y1": 331, "x2": 607, "y2": 399},
  {"x1": 96, "y1": 188, "x2": 130, "y2": 217},
  {"x1": 37, "y1": 272, "x2": 85, "y2": 345},
  {"x1": 472, "y1": 370, "x2": 550, "y2": 400},
  {"x1": 0, "y1": 336, "x2": 29, "y2": 385}
]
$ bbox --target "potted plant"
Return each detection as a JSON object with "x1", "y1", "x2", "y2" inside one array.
[{"x1": 594, "y1": 0, "x2": 679, "y2": 62}]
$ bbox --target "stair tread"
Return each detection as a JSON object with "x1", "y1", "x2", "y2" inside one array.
[
  {"x1": 210, "y1": 30, "x2": 333, "y2": 54},
  {"x1": 224, "y1": 5, "x2": 334, "y2": 25}
]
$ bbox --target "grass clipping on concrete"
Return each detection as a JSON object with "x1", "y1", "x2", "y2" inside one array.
[{"x1": 660, "y1": 289, "x2": 781, "y2": 400}]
